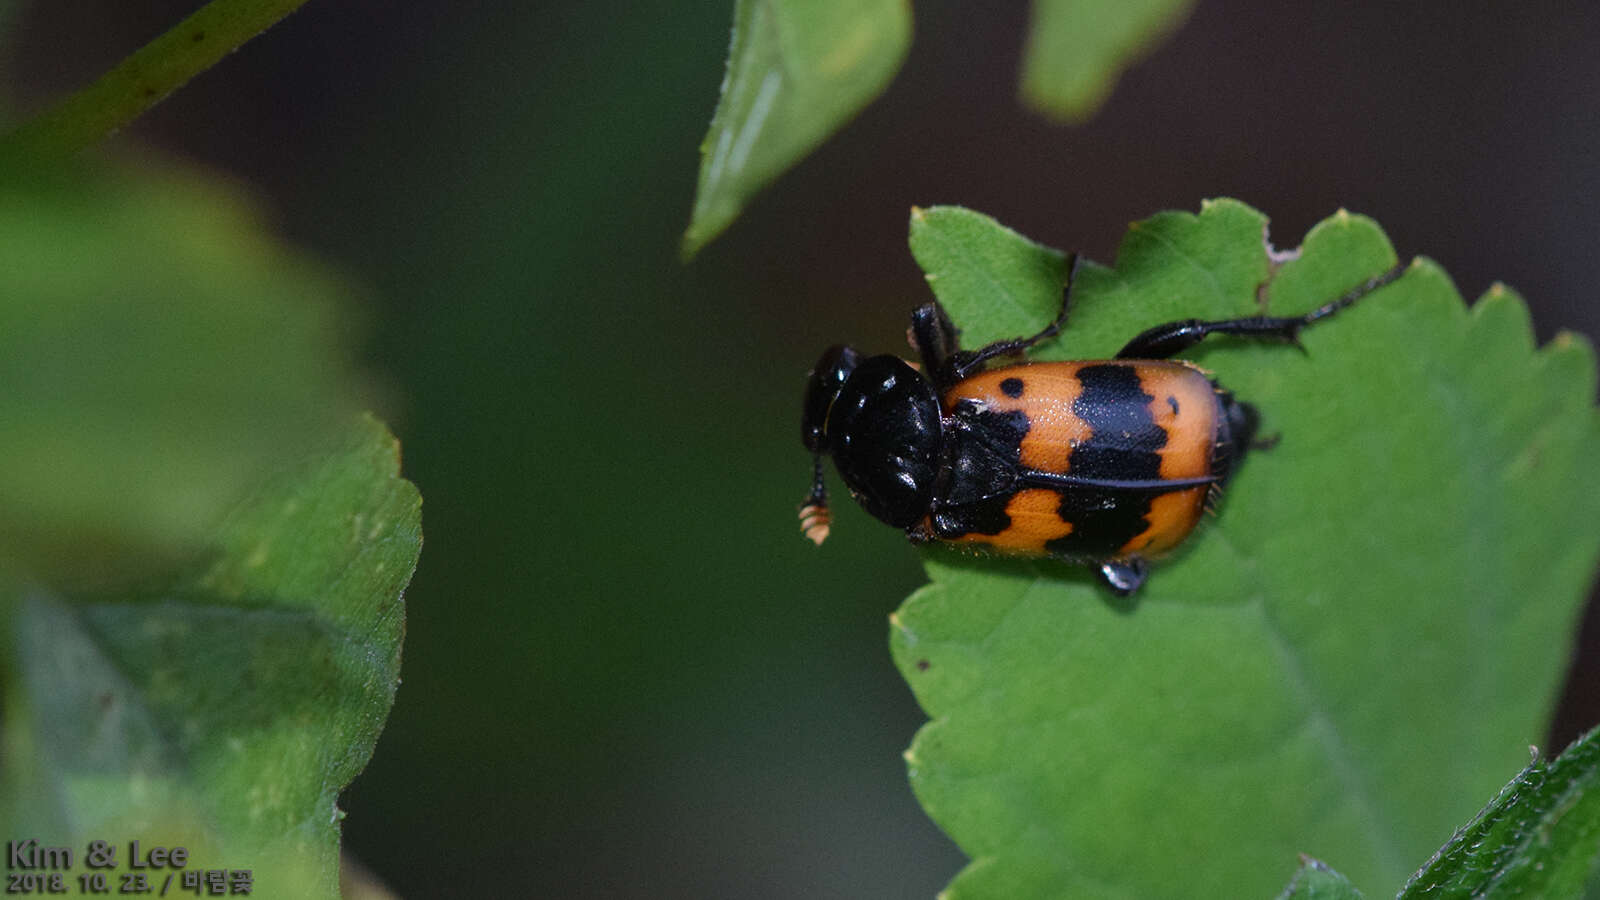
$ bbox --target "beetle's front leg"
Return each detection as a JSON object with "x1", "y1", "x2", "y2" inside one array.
[
  {"x1": 909, "y1": 300, "x2": 962, "y2": 383},
  {"x1": 910, "y1": 254, "x2": 1082, "y2": 391}
]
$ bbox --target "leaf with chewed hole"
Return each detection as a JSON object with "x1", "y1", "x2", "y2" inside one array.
[
  {"x1": 0, "y1": 416, "x2": 420, "y2": 899},
  {"x1": 892, "y1": 201, "x2": 1600, "y2": 898},
  {"x1": 682, "y1": 0, "x2": 910, "y2": 256},
  {"x1": 1020, "y1": 0, "x2": 1196, "y2": 121}
]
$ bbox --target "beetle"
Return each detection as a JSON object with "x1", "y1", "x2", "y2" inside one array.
[{"x1": 798, "y1": 254, "x2": 1410, "y2": 595}]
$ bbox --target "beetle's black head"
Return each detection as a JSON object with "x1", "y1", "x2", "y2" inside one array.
[
  {"x1": 800, "y1": 348, "x2": 943, "y2": 538},
  {"x1": 1209, "y1": 389, "x2": 1261, "y2": 486}
]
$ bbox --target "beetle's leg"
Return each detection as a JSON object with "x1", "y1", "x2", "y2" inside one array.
[
  {"x1": 917, "y1": 254, "x2": 1082, "y2": 390},
  {"x1": 949, "y1": 253, "x2": 1081, "y2": 380},
  {"x1": 1098, "y1": 558, "x2": 1148, "y2": 596},
  {"x1": 909, "y1": 299, "x2": 961, "y2": 381},
  {"x1": 1115, "y1": 260, "x2": 1409, "y2": 360}
]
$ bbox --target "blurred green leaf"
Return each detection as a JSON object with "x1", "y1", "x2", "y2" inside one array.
[
  {"x1": 1020, "y1": 0, "x2": 1195, "y2": 121},
  {"x1": 0, "y1": 164, "x2": 373, "y2": 583},
  {"x1": 891, "y1": 202, "x2": 1600, "y2": 898},
  {"x1": 1278, "y1": 858, "x2": 1365, "y2": 900},
  {"x1": 1399, "y1": 725, "x2": 1600, "y2": 899},
  {"x1": 1, "y1": 415, "x2": 420, "y2": 899},
  {"x1": 682, "y1": 0, "x2": 910, "y2": 256}
]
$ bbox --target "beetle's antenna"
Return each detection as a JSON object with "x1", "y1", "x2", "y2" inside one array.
[{"x1": 799, "y1": 455, "x2": 831, "y2": 545}]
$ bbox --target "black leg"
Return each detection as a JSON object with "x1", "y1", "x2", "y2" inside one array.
[
  {"x1": 1115, "y1": 260, "x2": 1409, "y2": 360},
  {"x1": 1098, "y1": 558, "x2": 1148, "y2": 596},
  {"x1": 919, "y1": 253, "x2": 1082, "y2": 390},
  {"x1": 909, "y1": 300, "x2": 961, "y2": 382}
]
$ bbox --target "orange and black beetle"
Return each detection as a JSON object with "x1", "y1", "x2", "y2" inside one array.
[{"x1": 799, "y1": 255, "x2": 1408, "y2": 595}]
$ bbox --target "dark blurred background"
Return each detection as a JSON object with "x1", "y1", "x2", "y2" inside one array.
[{"x1": 7, "y1": 1, "x2": 1599, "y2": 896}]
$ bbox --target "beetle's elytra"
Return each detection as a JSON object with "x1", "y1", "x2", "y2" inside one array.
[{"x1": 799, "y1": 255, "x2": 1409, "y2": 595}]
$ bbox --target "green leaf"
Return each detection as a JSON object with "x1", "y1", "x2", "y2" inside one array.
[
  {"x1": 0, "y1": 164, "x2": 372, "y2": 583},
  {"x1": 1278, "y1": 858, "x2": 1365, "y2": 900},
  {"x1": 682, "y1": 0, "x2": 911, "y2": 256},
  {"x1": 1020, "y1": 0, "x2": 1196, "y2": 121},
  {"x1": 1399, "y1": 725, "x2": 1600, "y2": 899},
  {"x1": 890, "y1": 201, "x2": 1600, "y2": 898},
  {"x1": 1, "y1": 415, "x2": 420, "y2": 898},
  {"x1": 909, "y1": 206, "x2": 1071, "y2": 331}
]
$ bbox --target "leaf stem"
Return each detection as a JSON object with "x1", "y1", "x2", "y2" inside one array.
[{"x1": 0, "y1": 0, "x2": 314, "y2": 165}]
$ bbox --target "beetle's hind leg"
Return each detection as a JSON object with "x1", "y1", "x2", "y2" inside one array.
[
  {"x1": 1115, "y1": 260, "x2": 1409, "y2": 360},
  {"x1": 912, "y1": 254, "x2": 1082, "y2": 390}
]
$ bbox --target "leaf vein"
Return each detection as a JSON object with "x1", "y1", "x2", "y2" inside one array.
[{"x1": 1250, "y1": 595, "x2": 1410, "y2": 880}]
